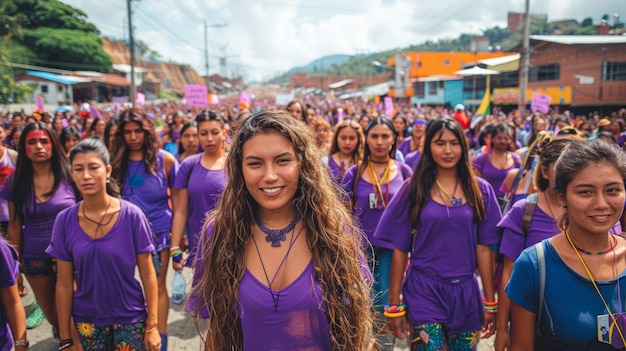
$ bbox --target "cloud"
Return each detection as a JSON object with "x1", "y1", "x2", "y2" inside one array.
[{"x1": 61, "y1": 0, "x2": 621, "y2": 82}]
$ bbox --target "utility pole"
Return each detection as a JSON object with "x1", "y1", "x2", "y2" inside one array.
[
  {"x1": 204, "y1": 21, "x2": 210, "y2": 92},
  {"x1": 518, "y1": 0, "x2": 530, "y2": 117},
  {"x1": 127, "y1": 0, "x2": 136, "y2": 106}
]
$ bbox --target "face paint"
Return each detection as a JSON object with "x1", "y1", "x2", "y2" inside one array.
[{"x1": 25, "y1": 130, "x2": 52, "y2": 154}]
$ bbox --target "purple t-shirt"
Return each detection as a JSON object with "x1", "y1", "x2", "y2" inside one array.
[
  {"x1": 404, "y1": 150, "x2": 421, "y2": 170},
  {"x1": 375, "y1": 177, "x2": 501, "y2": 276},
  {"x1": 341, "y1": 161, "x2": 413, "y2": 249},
  {"x1": 46, "y1": 200, "x2": 154, "y2": 326},
  {"x1": 374, "y1": 177, "x2": 501, "y2": 327},
  {"x1": 472, "y1": 152, "x2": 521, "y2": 198},
  {"x1": 397, "y1": 138, "x2": 415, "y2": 157},
  {"x1": 122, "y1": 150, "x2": 178, "y2": 235},
  {"x1": 0, "y1": 239, "x2": 19, "y2": 351},
  {"x1": 0, "y1": 175, "x2": 76, "y2": 259},
  {"x1": 173, "y1": 154, "x2": 227, "y2": 266},
  {"x1": 497, "y1": 198, "x2": 559, "y2": 262}
]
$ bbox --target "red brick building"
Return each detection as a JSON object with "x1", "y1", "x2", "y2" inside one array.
[
  {"x1": 290, "y1": 73, "x2": 390, "y2": 91},
  {"x1": 527, "y1": 35, "x2": 626, "y2": 109}
]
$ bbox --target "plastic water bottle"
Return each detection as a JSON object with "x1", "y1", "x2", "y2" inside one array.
[{"x1": 171, "y1": 272, "x2": 186, "y2": 305}]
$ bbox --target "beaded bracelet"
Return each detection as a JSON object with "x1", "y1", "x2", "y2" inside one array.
[{"x1": 383, "y1": 304, "x2": 407, "y2": 318}]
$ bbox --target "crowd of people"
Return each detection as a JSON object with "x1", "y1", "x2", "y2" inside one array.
[{"x1": 0, "y1": 99, "x2": 625, "y2": 350}]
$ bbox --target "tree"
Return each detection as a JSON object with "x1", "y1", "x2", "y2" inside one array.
[
  {"x1": 2, "y1": 0, "x2": 112, "y2": 72},
  {"x1": 0, "y1": 74, "x2": 34, "y2": 104},
  {"x1": 23, "y1": 28, "x2": 112, "y2": 72},
  {"x1": 581, "y1": 17, "x2": 593, "y2": 27}
]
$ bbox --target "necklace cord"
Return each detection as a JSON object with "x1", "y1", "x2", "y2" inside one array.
[
  {"x1": 251, "y1": 224, "x2": 304, "y2": 312},
  {"x1": 565, "y1": 229, "x2": 626, "y2": 344},
  {"x1": 82, "y1": 198, "x2": 113, "y2": 236}
]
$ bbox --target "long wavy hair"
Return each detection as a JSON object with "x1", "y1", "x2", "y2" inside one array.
[
  {"x1": 190, "y1": 110, "x2": 373, "y2": 350},
  {"x1": 329, "y1": 119, "x2": 364, "y2": 165},
  {"x1": 11, "y1": 122, "x2": 70, "y2": 222},
  {"x1": 110, "y1": 110, "x2": 160, "y2": 186},
  {"x1": 351, "y1": 117, "x2": 397, "y2": 209},
  {"x1": 407, "y1": 117, "x2": 485, "y2": 227}
]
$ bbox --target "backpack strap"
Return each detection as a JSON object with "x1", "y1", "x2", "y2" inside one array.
[
  {"x1": 522, "y1": 193, "x2": 539, "y2": 238},
  {"x1": 535, "y1": 241, "x2": 546, "y2": 338}
]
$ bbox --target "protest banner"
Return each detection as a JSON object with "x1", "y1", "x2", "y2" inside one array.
[{"x1": 184, "y1": 85, "x2": 209, "y2": 107}]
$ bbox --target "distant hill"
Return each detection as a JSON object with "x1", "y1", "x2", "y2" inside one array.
[
  {"x1": 268, "y1": 54, "x2": 355, "y2": 83},
  {"x1": 267, "y1": 14, "x2": 603, "y2": 84}
]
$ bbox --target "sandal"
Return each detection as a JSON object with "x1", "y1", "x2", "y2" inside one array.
[{"x1": 26, "y1": 300, "x2": 45, "y2": 329}]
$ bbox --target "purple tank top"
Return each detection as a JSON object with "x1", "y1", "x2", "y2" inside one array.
[
  {"x1": 122, "y1": 150, "x2": 176, "y2": 234},
  {"x1": 238, "y1": 260, "x2": 332, "y2": 351},
  {"x1": 0, "y1": 175, "x2": 76, "y2": 259},
  {"x1": 173, "y1": 154, "x2": 227, "y2": 266}
]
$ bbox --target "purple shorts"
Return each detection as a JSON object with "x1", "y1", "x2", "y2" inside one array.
[{"x1": 403, "y1": 266, "x2": 483, "y2": 334}]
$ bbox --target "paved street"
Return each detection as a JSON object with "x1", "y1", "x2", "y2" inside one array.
[{"x1": 23, "y1": 265, "x2": 493, "y2": 350}]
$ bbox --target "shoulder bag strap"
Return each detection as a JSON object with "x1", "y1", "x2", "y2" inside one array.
[{"x1": 536, "y1": 241, "x2": 546, "y2": 338}]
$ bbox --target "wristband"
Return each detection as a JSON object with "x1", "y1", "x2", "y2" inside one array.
[
  {"x1": 14, "y1": 339, "x2": 29, "y2": 348},
  {"x1": 59, "y1": 339, "x2": 73, "y2": 350}
]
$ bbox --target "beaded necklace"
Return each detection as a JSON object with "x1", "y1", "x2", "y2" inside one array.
[{"x1": 254, "y1": 211, "x2": 301, "y2": 247}]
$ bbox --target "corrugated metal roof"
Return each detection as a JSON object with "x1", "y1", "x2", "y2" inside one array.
[
  {"x1": 478, "y1": 54, "x2": 520, "y2": 67},
  {"x1": 328, "y1": 79, "x2": 353, "y2": 89},
  {"x1": 530, "y1": 35, "x2": 626, "y2": 45},
  {"x1": 26, "y1": 71, "x2": 90, "y2": 85}
]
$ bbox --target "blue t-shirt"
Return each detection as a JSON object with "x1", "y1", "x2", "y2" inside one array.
[{"x1": 506, "y1": 240, "x2": 626, "y2": 351}]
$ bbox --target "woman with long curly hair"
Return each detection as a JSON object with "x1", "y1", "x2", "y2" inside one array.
[
  {"x1": 376, "y1": 118, "x2": 501, "y2": 350},
  {"x1": 188, "y1": 110, "x2": 374, "y2": 350},
  {"x1": 110, "y1": 110, "x2": 178, "y2": 351}
]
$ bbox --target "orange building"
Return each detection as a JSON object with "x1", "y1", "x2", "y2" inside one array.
[{"x1": 387, "y1": 52, "x2": 508, "y2": 98}]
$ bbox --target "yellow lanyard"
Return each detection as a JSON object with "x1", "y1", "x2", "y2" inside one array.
[
  {"x1": 367, "y1": 160, "x2": 391, "y2": 208},
  {"x1": 435, "y1": 179, "x2": 459, "y2": 204},
  {"x1": 565, "y1": 230, "x2": 626, "y2": 345}
]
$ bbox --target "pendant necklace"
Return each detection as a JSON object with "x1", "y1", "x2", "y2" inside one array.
[
  {"x1": 435, "y1": 178, "x2": 462, "y2": 206},
  {"x1": 82, "y1": 198, "x2": 114, "y2": 237},
  {"x1": 254, "y1": 211, "x2": 301, "y2": 247},
  {"x1": 251, "y1": 224, "x2": 304, "y2": 312}
]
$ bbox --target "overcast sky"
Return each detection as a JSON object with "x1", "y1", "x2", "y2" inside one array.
[{"x1": 61, "y1": 0, "x2": 621, "y2": 82}]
